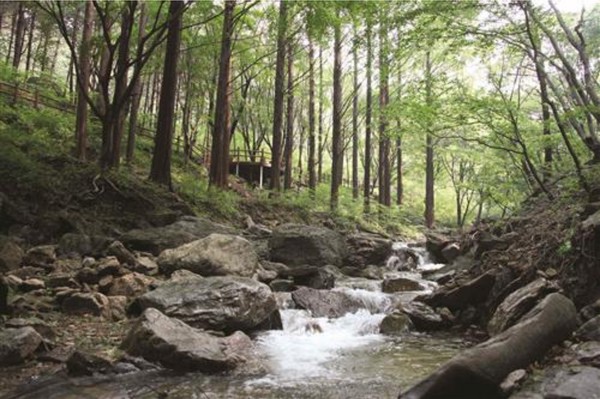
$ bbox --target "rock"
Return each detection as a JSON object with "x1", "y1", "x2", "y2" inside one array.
[
  {"x1": 270, "y1": 279, "x2": 295, "y2": 292},
  {"x1": 546, "y1": 366, "x2": 600, "y2": 399},
  {"x1": 120, "y1": 216, "x2": 235, "y2": 255},
  {"x1": 37, "y1": 345, "x2": 76, "y2": 363},
  {"x1": 425, "y1": 232, "x2": 453, "y2": 263},
  {"x1": 255, "y1": 266, "x2": 277, "y2": 283},
  {"x1": 574, "y1": 315, "x2": 600, "y2": 341},
  {"x1": 133, "y1": 256, "x2": 158, "y2": 275},
  {"x1": 8, "y1": 266, "x2": 45, "y2": 280},
  {"x1": 579, "y1": 298, "x2": 600, "y2": 321},
  {"x1": 572, "y1": 341, "x2": 600, "y2": 367},
  {"x1": 62, "y1": 292, "x2": 110, "y2": 317},
  {"x1": 488, "y1": 278, "x2": 557, "y2": 335},
  {"x1": 400, "y1": 302, "x2": 449, "y2": 331},
  {"x1": 399, "y1": 293, "x2": 578, "y2": 399},
  {"x1": 345, "y1": 233, "x2": 392, "y2": 268},
  {"x1": 0, "y1": 236, "x2": 24, "y2": 272},
  {"x1": 96, "y1": 257, "x2": 122, "y2": 277},
  {"x1": 158, "y1": 234, "x2": 259, "y2": 278},
  {"x1": 500, "y1": 369, "x2": 528, "y2": 395},
  {"x1": 293, "y1": 268, "x2": 335, "y2": 289},
  {"x1": 23, "y1": 245, "x2": 56, "y2": 267},
  {"x1": 82, "y1": 256, "x2": 96, "y2": 268},
  {"x1": 107, "y1": 295, "x2": 128, "y2": 321},
  {"x1": 107, "y1": 272, "x2": 153, "y2": 297},
  {"x1": 106, "y1": 241, "x2": 136, "y2": 266},
  {"x1": 582, "y1": 209, "x2": 600, "y2": 230},
  {"x1": 98, "y1": 275, "x2": 114, "y2": 293},
  {"x1": 47, "y1": 273, "x2": 79, "y2": 288},
  {"x1": 19, "y1": 278, "x2": 45, "y2": 292},
  {"x1": 0, "y1": 327, "x2": 42, "y2": 366},
  {"x1": 382, "y1": 276, "x2": 427, "y2": 293},
  {"x1": 58, "y1": 233, "x2": 110, "y2": 257},
  {"x1": 169, "y1": 269, "x2": 205, "y2": 283},
  {"x1": 76, "y1": 267, "x2": 99, "y2": 285},
  {"x1": 131, "y1": 276, "x2": 280, "y2": 334},
  {"x1": 260, "y1": 261, "x2": 290, "y2": 277},
  {"x1": 6, "y1": 317, "x2": 56, "y2": 340},
  {"x1": 269, "y1": 224, "x2": 347, "y2": 267},
  {"x1": 380, "y1": 311, "x2": 413, "y2": 335},
  {"x1": 362, "y1": 265, "x2": 384, "y2": 280},
  {"x1": 122, "y1": 308, "x2": 239, "y2": 372},
  {"x1": 6, "y1": 274, "x2": 23, "y2": 288},
  {"x1": 441, "y1": 243, "x2": 461, "y2": 263},
  {"x1": 475, "y1": 234, "x2": 510, "y2": 258},
  {"x1": 66, "y1": 350, "x2": 114, "y2": 376},
  {"x1": 291, "y1": 287, "x2": 363, "y2": 318},
  {"x1": 422, "y1": 271, "x2": 496, "y2": 311},
  {"x1": 385, "y1": 244, "x2": 420, "y2": 271}
]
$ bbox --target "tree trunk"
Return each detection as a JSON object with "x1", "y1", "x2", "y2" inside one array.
[
  {"x1": 363, "y1": 22, "x2": 373, "y2": 212},
  {"x1": 12, "y1": 3, "x2": 25, "y2": 69},
  {"x1": 352, "y1": 34, "x2": 359, "y2": 200},
  {"x1": 396, "y1": 56, "x2": 403, "y2": 206},
  {"x1": 424, "y1": 50, "x2": 435, "y2": 228},
  {"x1": 283, "y1": 40, "x2": 294, "y2": 190},
  {"x1": 378, "y1": 21, "x2": 390, "y2": 207},
  {"x1": 67, "y1": 6, "x2": 81, "y2": 94},
  {"x1": 308, "y1": 40, "x2": 316, "y2": 194},
  {"x1": 270, "y1": 0, "x2": 287, "y2": 191},
  {"x1": 149, "y1": 0, "x2": 184, "y2": 189},
  {"x1": 126, "y1": 2, "x2": 148, "y2": 164},
  {"x1": 209, "y1": 0, "x2": 235, "y2": 188},
  {"x1": 330, "y1": 19, "x2": 343, "y2": 211},
  {"x1": 74, "y1": 0, "x2": 94, "y2": 161},
  {"x1": 25, "y1": 10, "x2": 36, "y2": 72},
  {"x1": 318, "y1": 46, "x2": 324, "y2": 184}
]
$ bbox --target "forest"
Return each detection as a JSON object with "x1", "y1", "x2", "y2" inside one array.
[{"x1": 1, "y1": 0, "x2": 600, "y2": 398}]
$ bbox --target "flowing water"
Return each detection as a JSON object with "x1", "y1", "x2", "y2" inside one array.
[{"x1": 10, "y1": 243, "x2": 464, "y2": 399}]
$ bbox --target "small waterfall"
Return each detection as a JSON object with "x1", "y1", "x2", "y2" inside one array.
[{"x1": 387, "y1": 241, "x2": 445, "y2": 273}]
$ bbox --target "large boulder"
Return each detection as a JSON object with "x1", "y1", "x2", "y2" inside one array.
[
  {"x1": 345, "y1": 233, "x2": 392, "y2": 268},
  {"x1": 399, "y1": 293, "x2": 578, "y2": 399},
  {"x1": 0, "y1": 236, "x2": 23, "y2": 272},
  {"x1": 382, "y1": 276, "x2": 427, "y2": 293},
  {"x1": 0, "y1": 327, "x2": 43, "y2": 366},
  {"x1": 487, "y1": 278, "x2": 557, "y2": 335},
  {"x1": 269, "y1": 224, "x2": 347, "y2": 267},
  {"x1": 120, "y1": 216, "x2": 235, "y2": 255},
  {"x1": 291, "y1": 287, "x2": 363, "y2": 318},
  {"x1": 157, "y1": 234, "x2": 258, "y2": 277},
  {"x1": 131, "y1": 276, "x2": 280, "y2": 334},
  {"x1": 400, "y1": 302, "x2": 449, "y2": 331},
  {"x1": 122, "y1": 308, "x2": 244, "y2": 372},
  {"x1": 422, "y1": 271, "x2": 496, "y2": 311}
]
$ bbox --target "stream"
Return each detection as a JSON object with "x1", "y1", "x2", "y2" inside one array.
[{"x1": 10, "y1": 244, "x2": 465, "y2": 399}]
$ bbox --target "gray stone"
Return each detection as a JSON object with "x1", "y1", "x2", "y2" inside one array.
[
  {"x1": 120, "y1": 216, "x2": 236, "y2": 255},
  {"x1": 546, "y1": 367, "x2": 600, "y2": 399},
  {"x1": 293, "y1": 268, "x2": 335, "y2": 289},
  {"x1": 441, "y1": 243, "x2": 461, "y2": 263},
  {"x1": 488, "y1": 278, "x2": 557, "y2": 335},
  {"x1": 122, "y1": 308, "x2": 245, "y2": 372},
  {"x1": 401, "y1": 302, "x2": 449, "y2": 331},
  {"x1": 107, "y1": 272, "x2": 153, "y2": 297},
  {"x1": 23, "y1": 245, "x2": 56, "y2": 267},
  {"x1": 423, "y1": 271, "x2": 496, "y2": 311},
  {"x1": 62, "y1": 292, "x2": 110, "y2": 317},
  {"x1": 132, "y1": 276, "x2": 280, "y2": 334},
  {"x1": 106, "y1": 241, "x2": 136, "y2": 266},
  {"x1": 269, "y1": 224, "x2": 347, "y2": 267},
  {"x1": 270, "y1": 279, "x2": 295, "y2": 292},
  {"x1": 500, "y1": 369, "x2": 528, "y2": 395},
  {"x1": 170, "y1": 269, "x2": 205, "y2": 283},
  {"x1": 0, "y1": 327, "x2": 42, "y2": 366},
  {"x1": 345, "y1": 233, "x2": 392, "y2": 268},
  {"x1": 380, "y1": 311, "x2": 413, "y2": 335},
  {"x1": 0, "y1": 237, "x2": 23, "y2": 272},
  {"x1": 382, "y1": 276, "x2": 427, "y2": 293},
  {"x1": 399, "y1": 293, "x2": 578, "y2": 399},
  {"x1": 133, "y1": 256, "x2": 158, "y2": 275},
  {"x1": 66, "y1": 350, "x2": 114, "y2": 376},
  {"x1": 158, "y1": 234, "x2": 259, "y2": 277},
  {"x1": 574, "y1": 315, "x2": 600, "y2": 341},
  {"x1": 19, "y1": 278, "x2": 45, "y2": 292},
  {"x1": 291, "y1": 287, "x2": 363, "y2": 318}
]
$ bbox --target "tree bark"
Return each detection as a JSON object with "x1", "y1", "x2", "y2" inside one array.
[
  {"x1": 149, "y1": 0, "x2": 184, "y2": 189},
  {"x1": 12, "y1": 3, "x2": 25, "y2": 69},
  {"x1": 270, "y1": 0, "x2": 288, "y2": 191},
  {"x1": 330, "y1": 19, "x2": 343, "y2": 211},
  {"x1": 318, "y1": 46, "x2": 324, "y2": 184},
  {"x1": 308, "y1": 40, "x2": 316, "y2": 194},
  {"x1": 363, "y1": 22, "x2": 373, "y2": 212},
  {"x1": 25, "y1": 10, "x2": 36, "y2": 72},
  {"x1": 75, "y1": 1, "x2": 94, "y2": 162},
  {"x1": 126, "y1": 2, "x2": 148, "y2": 164},
  {"x1": 283, "y1": 40, "x2": 294, "y2": 190},
  {"x1": 424, "y1": 50, "x2": 435, "y2": 228},
  {"x1": 352, "y1": 34, "x2": 359, "y2": 200},
  {"x1": 209, "y1": 0, "x2": 235, "y2": 188},
  {"x1": 378, "y1": 20, "x2": 390, "y2": 207}
]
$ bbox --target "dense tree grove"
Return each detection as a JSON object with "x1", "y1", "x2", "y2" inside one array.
[{"x1": 1, "y1": 0, "x2": 599, "y2": 227}]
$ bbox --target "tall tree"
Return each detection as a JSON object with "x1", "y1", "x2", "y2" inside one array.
[
  {"x1": 270, "y1": 0, "x2": 288, "y2": 191},
  {"x1": 351, "y1": 33, "x2": 359, "y2": 200},
  {"x1": 74, "y1": 0, "x2": 94, "y2": 161},
  {"x1": 363, "y1": 21, "x2": 373, "y2": 212},
  {"x1": 378, "y1": 15, "x2": 391, "y2": 206},
  {"x1": 209, "y1": 0, "x2": 235, "y2": 188},
  {"x1": 12, "y1": 3, "x2": 25, "y2": 69},
  {"x1": 424, "y1": 50, "x2": 435, "y2": 228},
  {"x1": 149, "y1": 0, "x2": 184, "y2": 189},
  {"x1": 283, "y1": 40, "x2": 294, "y2": 190},
  {"x1": 307, "y1": 39, "x2": 317, "y2": 194},
  {"x1": 330, "y1": 12, "x2": 343, "y2": 211}
]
